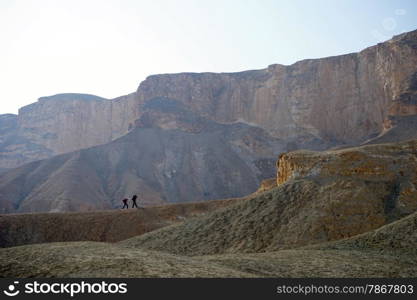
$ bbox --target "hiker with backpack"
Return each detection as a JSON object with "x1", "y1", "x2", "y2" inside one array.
[
  {"x1": 131, "y1": 194, "x2": 138, "y2": 208},
  {"x1": 131, "y1": 194, "x2": 145, "y2": 209},
  {"x1": 121, "y1": 198, "x2": 129, "y2": 209}
]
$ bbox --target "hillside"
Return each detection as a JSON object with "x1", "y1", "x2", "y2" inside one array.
[
  {"x1": 1, "y1": 139, "x2": 416, "y2": 278},
  {"x1": 0, "y1": 242, "x2": 253, "y2": 278},
  {"x1": 198, "y1": 211, "x2": 417, "y2": 278},
  {"x1": 0, "y1": 196, "x2": 242, "y2": 248},
  {"x1": 120, "y1": 140, "x2": 417, "y2": 255},
  {"x1": 363, "y1": 115, "x2": 417, "y2": 145},
  {"x1": 0, "y1": 98, "x2": 285, "y2": 213},
  {"x1": 1, "y1": 206, "x2": 415, "y2": 278},
  {"x1": 308, "y1": 210, "x2": 417, "y2": 254}
]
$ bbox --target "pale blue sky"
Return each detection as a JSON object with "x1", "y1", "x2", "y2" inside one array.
[{"x1": 1, "y1": 0, "x2": 416, "y2": 114}]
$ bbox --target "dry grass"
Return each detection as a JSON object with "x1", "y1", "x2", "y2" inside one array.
[
  {"x1": 0, "y1": 196, "x2": 241, "y2": 248},
  {"x1": 0, "y1": 242, "x2": 253, "y2": 278},
  {"x1": 2, "y1": 203, "x2": 415, "y2": 278}
]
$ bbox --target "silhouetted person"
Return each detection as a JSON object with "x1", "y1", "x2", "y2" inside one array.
[
  {"x1": 131, "y1": 195, "x2": 138, "y2": 208},
  {"x1": 122, "y1": 198, "x2": 129, "y2": 209}
]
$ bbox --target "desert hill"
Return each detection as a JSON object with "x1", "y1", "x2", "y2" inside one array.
[
  {"x1": 309, "y1": 210, "x2": 417, "y2": 254},
  {"x1": 0, "y1": 242, "x2": 253, "y2": 278},
  {"x1": 1, "y1": 206, "x2": 415, "y2": 278},
  {"x1": 197, "y1": 213, "x2": 417, "y2": 278},
  {"x1": 120, "y1": 139, "x2": 417, "y2": 255},
  {"x1": 0, "y1": 196, "x2": 241, "y2": 248},
  {"x1": 1, "y1": 139, "x2": 416, "y2": 278}
]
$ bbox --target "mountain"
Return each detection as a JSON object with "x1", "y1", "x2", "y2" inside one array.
[
  {"x1": 0, "y1": 29, "x2": 417, "y2": 213},
  {"x1": 0, "y1": 98, "x2": 286, "y2": 213},
  {"x1": 1, "y1": 30, "x2": 417, "y2": 172}
]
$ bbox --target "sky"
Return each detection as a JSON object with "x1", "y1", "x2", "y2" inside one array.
[{"x1": 0, "y1": 0, "x2": 416, "y2": 114}]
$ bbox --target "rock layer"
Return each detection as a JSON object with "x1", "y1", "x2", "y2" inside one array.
[{"x1": 277, "y1": 140, "x2": 417, "y2": 220}]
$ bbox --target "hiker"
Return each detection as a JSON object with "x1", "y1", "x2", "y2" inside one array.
[
  {"x1": 131, "y1": 194, "x2": 139, "y2": 208},
  {"x1": 122, "y1": 198, "x2": 129, "y2": 209}
]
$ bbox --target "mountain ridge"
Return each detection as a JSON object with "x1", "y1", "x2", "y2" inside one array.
[{"x1": 1, "y1": 29, "x2": 417, "y2": 171}]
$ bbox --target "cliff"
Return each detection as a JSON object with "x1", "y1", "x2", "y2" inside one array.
[
  {"x1": 0, "y1": 93, "x2": 139, "y2": 170},
  {"x1": 276, "y1": 140, "x2": 417, "y2": 223},
  {"x1": 1, "y1": 30, "x2": 417, "y2": 170},
  {"x1": 136, "y1": 30, "x2": 417, "y2": 144}
]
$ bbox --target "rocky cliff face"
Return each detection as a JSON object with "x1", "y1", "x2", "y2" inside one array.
[
  {"x1": 0, "y1": 93, "x2": 139, "y2": 170},
  {"x1": 136, "y1": 30, "x2": 417, "y2": 145},
  {"x1": 1, "y1": 30, "x2": 417, "y2": 171},
  {"x1": 277, "y1": 140, "x2": 417, "y2": 222},
  {"x1": 17, "y1": 93, "x2": 139, "y2": 153}
]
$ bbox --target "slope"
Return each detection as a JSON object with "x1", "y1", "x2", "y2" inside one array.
[
  {"x1": 1, "y1": 211, "x2": 416, "y2": 278},
  {"x1": 0, "y1": 197, "x2": 240, "y2": 248},
  {"x1": 198, "y1": 211, "x2": 417, "y2": 278},
  {"x1": 120, "y1": 140, "x2": 417, "y2": 256}
]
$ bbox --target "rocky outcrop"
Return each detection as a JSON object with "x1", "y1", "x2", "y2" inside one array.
[
  {"x1": 1, "y1": 30, "x2": 417, "y2": 171},
  {"x1": 256, "y1": 178, "x2": 277, "y2": 193},
  {"x1": 277, "y1": 140, "x2": 417, "y2": 220}
]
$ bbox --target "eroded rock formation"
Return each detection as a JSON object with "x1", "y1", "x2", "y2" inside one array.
[{"x1": 277, "y1": 140, "x2": 417, "y2": 221}]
